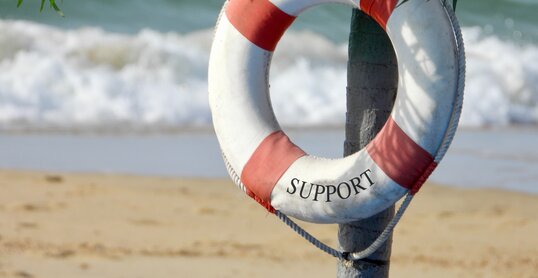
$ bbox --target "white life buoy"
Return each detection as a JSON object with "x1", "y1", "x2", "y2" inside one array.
[{"x1": 209, "y1": 0, "x2": 464, "y2": 223}]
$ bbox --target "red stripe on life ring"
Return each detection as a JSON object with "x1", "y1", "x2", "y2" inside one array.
[
  {"x1": 241, "y1": 131, "x2": 306, "y2": 211},
  {"x1": 367, "y1": 117, "x2": 435, "y2": 193},
  {"x1": 225, "y1": 0, "x2": 296, "y2": 52},
  {"x1": 360, "y1": 0, "x2": 399, "y2": 29}
]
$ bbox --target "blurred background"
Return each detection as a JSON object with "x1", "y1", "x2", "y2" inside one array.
[{"x1": 0, "y1": 0, "x2": 537, "y2": 192}]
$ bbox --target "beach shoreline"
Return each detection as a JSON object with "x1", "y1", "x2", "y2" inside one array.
[
  {"x1": 0, "y1": 170, "x2": 536, "y2": 277},
  {"x1": 1, "y1": 127, "x2": 537, "y2": 193}
]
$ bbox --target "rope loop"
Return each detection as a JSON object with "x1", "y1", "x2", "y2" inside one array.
[{"x1": 275, "y1": 193, "x2": 414, "y2": 261}]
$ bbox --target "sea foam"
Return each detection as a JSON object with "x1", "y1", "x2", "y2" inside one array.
[{"x1": 1, "y1": 20, "x2": 537, "y2": 131}]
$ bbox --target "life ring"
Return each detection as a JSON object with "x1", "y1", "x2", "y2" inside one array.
[{"x1": 209, "y1": 0, "x2": 465, "y2": 223}]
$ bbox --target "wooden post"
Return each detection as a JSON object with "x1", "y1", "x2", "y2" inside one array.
[{"x1": 337, "y1": 9, "x2": 398, "y2": 278}]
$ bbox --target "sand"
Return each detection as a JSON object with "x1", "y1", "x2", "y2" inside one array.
[{"x1": 0, "y1": 170, "x2": 536, "y2": 278}]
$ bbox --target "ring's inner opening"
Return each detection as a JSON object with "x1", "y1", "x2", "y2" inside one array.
[
  {"x1": 269, "y1": 3, "x2": 350, "y2": 159},
  {"x1": 269, "y1": 4, "x2": 397, "y2": 159}
]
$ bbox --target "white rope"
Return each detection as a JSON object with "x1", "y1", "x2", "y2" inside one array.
[
  {"x1": 222, "y1": 153, "x2": 247, "y2": 193},
  {"x1": 434, "y1": 0, "x2": 466, "y2": 163},
  {"x1": 275, "y1": 211, "x2": 345, "y2": 259},
  {"x1": 346, "y1": 194, "x2": 413, "y2": 260},
  {"x1": 276, "y1": 194, "x2": 414, "y2": 261}
]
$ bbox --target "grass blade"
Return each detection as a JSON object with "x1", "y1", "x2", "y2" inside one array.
[{"x1": 50, "y1": 0, "x2": 65, "y2": 17}]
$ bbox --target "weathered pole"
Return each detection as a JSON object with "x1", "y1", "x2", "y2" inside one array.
[{"x1": 337, "y1": 9, "x2": 398, "y2": 278}]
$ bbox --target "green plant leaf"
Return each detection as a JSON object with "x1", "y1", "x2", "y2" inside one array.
[
  {"x1": 17, "y1": 0, "x2": 64, "y2": 16},
  {"x1": 50, "y1": 0, "x2": 65, "y2": 17}
]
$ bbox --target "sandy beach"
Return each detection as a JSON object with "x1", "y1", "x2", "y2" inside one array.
[{"x1": 0, "y1": 170, "x2": 536, "y2": 277}]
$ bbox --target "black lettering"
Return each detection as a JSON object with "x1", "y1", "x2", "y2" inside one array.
[
  {"x1": 287, "y1": 174, "x2": 373, "y2": 201},
  {"x1": 350, "y1": 177, "x2": 366, "y2": 194},
  {"x1": 325, "y1": 185, "x2": 336, "y2": 202},
  {"x1": 360, "y1": 169, "x2": 374, "y2": 186},
  {"x1": 287, "y1": 178, "x2": 299, "y2": 194},
  {"x1": 299, "y1": 181, "x2": 314, "y2": 199},
  {"x1": 337, "y1": 182, "x2": 351, "y2": 199},
  {"x1": 313, "y1": 184, "x2": 326, "y2": 201}
]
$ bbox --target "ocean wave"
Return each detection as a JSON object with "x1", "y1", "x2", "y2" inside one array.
[
  {"x1": 0, "y1": 20, "x2": 537, "y2": 131},
  {"x1": 461, "y1": 27, "x2": 538, "y2": 127}
]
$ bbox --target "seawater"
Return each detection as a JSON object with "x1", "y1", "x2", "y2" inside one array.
[
  {"x1": 0, "y1": 129, "x2": 537, "y2": 193},
  {"x1": 0, "y1": 0, "x2": 537, "y2": 130}
]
